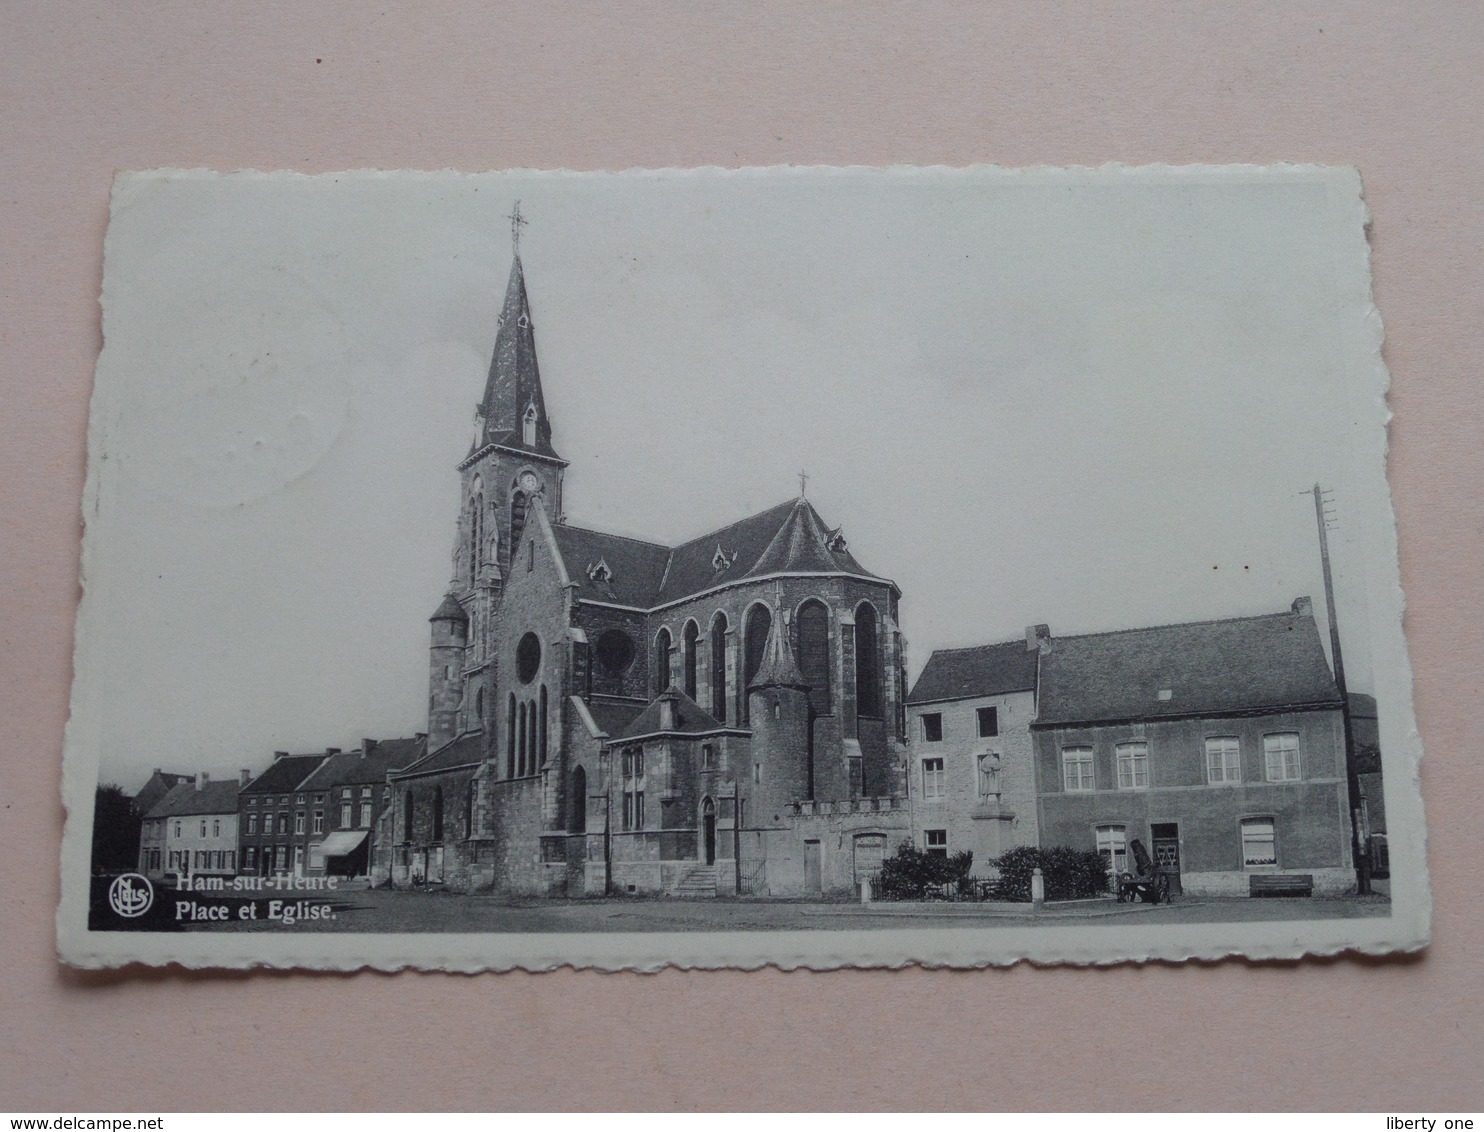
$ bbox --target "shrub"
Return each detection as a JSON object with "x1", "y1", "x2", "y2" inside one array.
[
  {"x1": 876, "y1": 841, "x2": 974, "y2": 900},
  {"x1": 984, "y1": 845, "x2": 1110, "y2": 902}
]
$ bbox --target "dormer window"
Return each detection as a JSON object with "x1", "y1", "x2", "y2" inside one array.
[
  {"x1": 588, "y1": 559, "x2": 613, "y2": 584},
  {"x1": 827, "y1": 528, "x2": 848, "y2": 552},
  {"x1": 522, "y1": 404, "x2": 538, "y2": 446},
  {"x1": 517, "y1": 313, "x2": 530, "y2": 329},
  {"x1": 712, "y1": 545, "x2": 732, "y2": 571}
]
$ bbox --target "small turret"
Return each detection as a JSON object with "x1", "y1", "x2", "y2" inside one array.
[
  {"x1": 427, "y1": 592, "x2": 469, "y2": 749},
  {"x1": 746, "y1": 615, "x2": 814, "y2": 823}
]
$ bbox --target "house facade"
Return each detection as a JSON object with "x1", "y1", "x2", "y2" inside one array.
[
  {"x1": 373, "y1": 248, "x2": 911, "y2": 898},
  {"x1": 904, "y1": 632, "x2": 1042, "y2": 877},
  {"x1": 140, "y1": 775, "x2": 244, "y2": 880},
  {"x1": 290, "y1": 738, "x2": 426, "y2": 878},
  {"x1": 1030, "y1": 598, "x2": 1356, "y2": 896},
  {"x1": 237, "y1": 752, "x2": 331, "y2": 877}
]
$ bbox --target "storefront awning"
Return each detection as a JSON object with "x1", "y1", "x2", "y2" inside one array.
[{"x1": 316, "y1": 830, "x2": 368, "y2": 858}]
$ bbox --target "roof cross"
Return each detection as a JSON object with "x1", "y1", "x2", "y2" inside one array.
[
  {"x1": 798, "y1": 469, "x2": 809, "y2": 499},
  {"x1": 507, "y1": 200, "x2": 528, "y2": 255}
]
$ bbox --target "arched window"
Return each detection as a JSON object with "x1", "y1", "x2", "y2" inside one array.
[
  {"x1": 523, "y1": 403, "x2": 538, "y2": 447},
  {"x1": 796, "y1": 599, "x2": 831, "y2": 714},
  {"x1": 402, "y1": 791, "x2": 414, "y2": 843},
  {"x1": 474, "y1": 686, "x2": 484, "y2": 728},
  {"x1": 570, "y1": 766, "x2": 587, "y2": 833},
  {"x1": 432, "y1": 786, "x2": 444, "y2": 842},
  {"x1": 655, "y1": 628, "x2": 672, "y2": 697},
  {"x1": 463, "y1": 782, "x2": 475, "y2": 837},
  {"x1": 710, "y1": 612, "x2": 728, "y2": 721},
  {"x1": 683, "y1": 621, "x2": 699, "y2": 701},
  {"x1": 743, "y1": 604, "x2": 772, "y2": 724},
  {"x1": 510, "y1": 491, "x2": 528, "y2": 557},
  {"x1": 854, "y1": 602, "x2": 881, "y2": 717},
  {"x1": 518, "y1": 700, "x2": 528, "y2": 776},
  {"x1": 506, "y1": 693, "x2": 516, "y2": 779},
  {"x1": 538, "y1": 685, "x2": 548, "y2": 766}
]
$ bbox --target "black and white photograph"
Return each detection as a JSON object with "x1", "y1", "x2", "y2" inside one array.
[{"x1": 60, "y1": 165, "x2": 1427, "y2": 970}]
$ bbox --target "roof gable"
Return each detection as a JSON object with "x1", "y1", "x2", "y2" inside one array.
[
  {"x1": 1035, "y1": 606, "x2": 1342, "y2": 725},
  {"x1": 241, "y1": 754, "x2": 330, "y2": 795},
  {"x1": 908, "y1": 640, "x2": 1039, "y2": 704},
  {"x1": 298, "y1": 738, "x2": 427, "y2": 790},
  {"x1": 616, "y1": 688, "x2": 727, "y2": 740}
]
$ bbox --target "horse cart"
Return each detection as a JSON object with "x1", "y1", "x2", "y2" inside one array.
[{"x1": 1115, "y1": 838, "x2": 1171, "y2": 904}]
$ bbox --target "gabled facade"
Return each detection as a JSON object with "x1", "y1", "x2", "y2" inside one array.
[
  {"x1": 140, "y1": 775, "x2": 244, "y2": 880},
  {"x1": 1030, "y1": 598, "x2": 1355, "y2": 896},
  {"x1": 905, "y1": 631, "x2": 1043, "y2": 875},
  {"x1": 376, "y1": 247, "x2": 911, "y2": 897}
]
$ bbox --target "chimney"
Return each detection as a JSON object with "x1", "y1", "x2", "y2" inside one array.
[
  {"x1": 416, "y1": 732, "x2": 427, "y2": 741},
  {"x1": 274, "y1": 751, "x2": 289, "y2": 759},
  {"x1": 239, "y1": 768, "x2": 251, "y2": 787},
  {"x1": 326, "y1": 747, "x2": 341, "y2": 756},
  {"x1": 659, "y1": 693, "x2": 676, "y2": 731},
  {"x1": 196, "y1": 771, "x2": 209, "y2": 791},
  {"x1": 362, "y1": 739, "x2": 377, "y2": 756},
  {"x1": 1025, "y1": 624, "x2": 1050, "y2": 652},
  {"x1": 152, "y1": 767, "x2": 162, "y2": 776},
  {"x1": 1292, "y1": 596, "x2": 1314, "y2": 617}
]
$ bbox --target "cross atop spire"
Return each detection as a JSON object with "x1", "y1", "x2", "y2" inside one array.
[
  {"x1": 507, "y1": 200, "x2": 527, "y2": 256},
  {"x1": 798, "y1": 469, "x2": 809, "y2": 499}
]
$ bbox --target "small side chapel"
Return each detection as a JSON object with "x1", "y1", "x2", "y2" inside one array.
[{"x1": 375, "y1": 229, "x2": 912, "y2": 897}]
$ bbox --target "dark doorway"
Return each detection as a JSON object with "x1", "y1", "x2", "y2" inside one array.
[
  {"x1": 1151, "y1": 822, "x2": 1182, "y2": 897},
  {"x1": 702, "y1": 798, "x2": 716, "y2": 866}
]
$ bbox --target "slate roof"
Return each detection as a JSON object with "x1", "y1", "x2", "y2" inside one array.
[
  {"x1": 430, "y1": 592, "x2": 468, "y2": 624},
  {"x1": 908, "y1": 640, "x2": 1039, "y2": 704},
  {"x1": 475, "y1": 256, "x2": 560, "y2": 461},
  {"x1": 240, "y1": 754, "x2": 331, "y2": 796},
  {"x1": 585, "y1": 700, "x2": 646, "y2": 737},
  {"x1": 144, "y1": 779, "x2": 242, "y2": 820},
  {"x1": 298, "y1": 737, "x2": 427, "y2": 791},
  {"x1": 394, "y1": 731, "x2": 484, "y2": 779},
  {"x1": 552, "y1": 498, "x2": 889, "y2": 610},
  {"x1": 1034, "y1": 605, "x2": 1343, "y2": 727},
  {"x1": 553, "y1": 525, "x2": 670, "y2": 607},
  {"x1": 748, "y1": 619, "x2": 809, "y2": 690},
  {"x1": 616, "y1": 687, "x2": 728, "y2": 740}
]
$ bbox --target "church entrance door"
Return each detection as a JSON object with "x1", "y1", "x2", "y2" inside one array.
[
  {"x1": 702, "y1": 799, "x2": 716, "y2": 865},
  {"x1": 804, "y1": 840, "x2": 822, "y2": 894}
]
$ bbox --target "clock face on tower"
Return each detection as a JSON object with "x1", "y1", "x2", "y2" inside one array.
[{"x1": 518, "y1": 471, "x2": 539, "y2": 494}]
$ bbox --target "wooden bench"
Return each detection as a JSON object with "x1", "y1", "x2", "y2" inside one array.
[{"x1": 1249, "y1": 873, "x2": 1314, "y2": 898}]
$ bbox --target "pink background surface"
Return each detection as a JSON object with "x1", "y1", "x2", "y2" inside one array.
[{"x1": 3, "y1": 3, "x2": 1481, "y2": 1112}]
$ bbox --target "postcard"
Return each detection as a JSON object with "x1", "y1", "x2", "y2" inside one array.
[{"x1": 59, "y1": 165, "x2": 1427, "y2": 969}]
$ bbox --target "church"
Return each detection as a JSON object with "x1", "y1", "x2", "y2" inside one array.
[{"x1": 373, "y1": 234, "x2": 913, "y2": 897}]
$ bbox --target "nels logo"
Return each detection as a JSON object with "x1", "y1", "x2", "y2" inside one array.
[{"x1": 108, "y1": 873, "x2": 154, "y2": 918}]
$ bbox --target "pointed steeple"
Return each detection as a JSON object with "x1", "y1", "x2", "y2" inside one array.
[
  {"x1": 749, "y1": 614, "x2": 810, "y2": 691},
  {"x1": 477, "y1": 251, "x2": 559, "y2": 459}
]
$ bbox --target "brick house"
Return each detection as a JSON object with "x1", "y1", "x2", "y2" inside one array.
[
  {"x1": 374, "y1": 248, "x2": 910, "y2": 897},
  {"x1": 292, "y1": 738, "x2": 426, "y2": 878},
  {"x1": 904, "y1": 632, "x2": 1042, "y2": 877},
  {"x1": 237, "y1": 751, "x2": 331, "y2": 877},
  {"x1": 1030, "y1": 598, "x2": 1356, "y2": 896},
  {"x1": 139, "y1": 774, "x2": 244, "y2": 880}
]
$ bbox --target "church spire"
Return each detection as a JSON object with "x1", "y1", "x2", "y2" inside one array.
[{"x1": 477, "y1": 209, "x2": 558, "y2": 458}]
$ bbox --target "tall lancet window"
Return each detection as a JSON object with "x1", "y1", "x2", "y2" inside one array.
[
  {"x1": 683, "y1": 621, "x2": 699, "y2": 701},
  {"x1": 797, "y1": 599, "x2": 831, "y2": 714},
  {"x1": 469, "y1": 488, "x2": 483, "y2": 582},
  {"x1": 655, "y1": 628, "x2": 672, "y2": 698},
  {"x1": 710, "y1": 613, "x2": 729, "y2": 722},
  {"x1": 510, "y1": 492, "x2": 528, "y2": 557},
  {"x1": 523, "y1": 403, "x2": 538, "y2": 447},
  {"x1": 743, "y1": 604, "x2": 772, "y2": 724},
  {"x1": 506, "y1": 693, "x2": 516, "y2": 779},
  {"x1": 854, "y1": 602, "x2": 882, "y2": 718}
]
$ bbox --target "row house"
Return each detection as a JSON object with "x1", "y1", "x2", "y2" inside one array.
[
  {"x1": 236, "y1": 751, "x2": 333, "y2": 877},
  {"x1": 139, "y1": 774, "x2": 245, "y2": 880}
]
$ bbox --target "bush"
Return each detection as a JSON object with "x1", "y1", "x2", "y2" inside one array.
[
  {"x1": 984, "y1": 845, "x2": 1110, "y2": 902},
  {"x1": 876, "y1": 841, "x2": 974, "y2": 900}
]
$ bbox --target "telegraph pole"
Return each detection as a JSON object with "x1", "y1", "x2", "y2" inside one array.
[{"x1": 1307, "y1": 484, "x2": 1370, "y2": 895}]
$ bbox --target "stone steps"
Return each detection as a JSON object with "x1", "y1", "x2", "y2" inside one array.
[{"x1": 672, "y1": 864, "x2": 716, "y2": 897}]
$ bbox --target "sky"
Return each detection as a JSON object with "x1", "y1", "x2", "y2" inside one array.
[{"x1": 77, "y1": 166, "x2": 1396, "y2": 791}]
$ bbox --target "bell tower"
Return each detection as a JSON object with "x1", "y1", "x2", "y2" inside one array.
[{"x1": 428, "y1": 205, "x2": 569, "y2": 752}]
